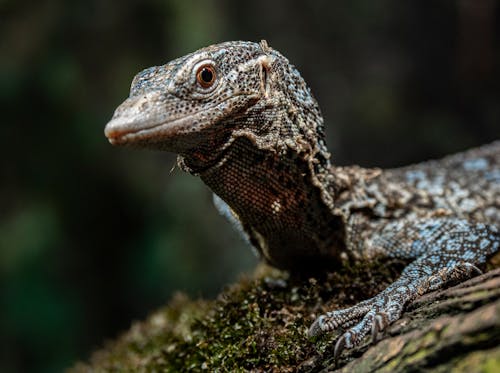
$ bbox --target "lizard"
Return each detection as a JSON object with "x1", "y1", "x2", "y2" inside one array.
[{"x1": 104, "y1": 40, "x2": 500, "y2": 357}]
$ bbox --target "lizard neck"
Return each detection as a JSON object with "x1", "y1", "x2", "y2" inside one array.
[{"x1": 193, "y1": 135, "x2": 349, "y2": 271}]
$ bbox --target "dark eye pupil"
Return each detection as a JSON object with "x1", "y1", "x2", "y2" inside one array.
[{"x1": 200, "y1": 68, "x2": 213, "y2": 82}]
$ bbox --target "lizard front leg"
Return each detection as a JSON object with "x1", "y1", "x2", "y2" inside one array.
[{"x1": 308, "y1": 218, "x2": 499, "y2": 357}]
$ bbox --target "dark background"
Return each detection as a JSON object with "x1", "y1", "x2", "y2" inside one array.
[{"x1": 1, "y1": 1, "x2": 499, "y2": 372}]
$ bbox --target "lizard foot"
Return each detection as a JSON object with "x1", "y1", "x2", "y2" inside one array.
[
  {"x1": 308, "y1": 291, "x2": 405, "y2": 358},
  {"x1": 308, "y1": 260, "x2": 484, "y2": 358}
]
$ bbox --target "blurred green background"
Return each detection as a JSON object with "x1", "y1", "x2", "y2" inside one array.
[{"x1": 1, "y1": 1, "x2": 499, "y2": 372}]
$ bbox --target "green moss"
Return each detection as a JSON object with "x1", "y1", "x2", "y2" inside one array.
[
  {"x1": 70, "y1": 260, "x2": 402, "y2": 371},
  {"x1": 70, "y1": 265, "x2": 500, "y2": 371}
]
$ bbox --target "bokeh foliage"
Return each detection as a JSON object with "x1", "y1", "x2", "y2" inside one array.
[{"x1": 1, "y1": 1, "x2": 499, "y2": 372}]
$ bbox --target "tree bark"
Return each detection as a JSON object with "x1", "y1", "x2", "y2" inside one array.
[{"x1": 70, "y1": 268, "x2": 500, "y2": 372}]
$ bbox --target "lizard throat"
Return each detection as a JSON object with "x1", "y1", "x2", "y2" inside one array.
[{"x1": 198, "y1": 135, "x2": 347, "y2": 270}]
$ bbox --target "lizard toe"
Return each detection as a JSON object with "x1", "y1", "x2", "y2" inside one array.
[
  {"x1": 427, "y1": 261, "x2": 483, "y2": 291},
  {"x1": 451, "y1": 262, "x2": 482, "y2": 279},
  {"x1": 333, "y1": 311, "x2": 374, "y2": 358},
  {"x1": 308, "y1": 300, "x2": 374, "y2": 337},
  {"x1": 307, "y1": 315, "x2": 326, "y2": 338}
]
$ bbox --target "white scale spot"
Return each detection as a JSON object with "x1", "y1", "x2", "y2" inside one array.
[{"x1": 271, "y1": 199, "x2": 282, "y2": 214}]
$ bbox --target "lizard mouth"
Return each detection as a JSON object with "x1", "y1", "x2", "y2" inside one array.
[
  {"x1": 105, "y1": 114, "x2": 195, "y2": 146},
  {"x1": 105, "y1": 91, "x2": 259, "y2": 152},
  {"x1": 105, "y1": 91, "x2": 209, "y2": 146}
]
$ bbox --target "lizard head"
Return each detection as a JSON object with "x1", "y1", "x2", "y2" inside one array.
[{"x1": 105, "y1": 40, "x2": 330, "y2": 172}]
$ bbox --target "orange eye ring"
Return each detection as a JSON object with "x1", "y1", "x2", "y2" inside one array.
[{"x1": 196, "y1": 64, "x2": 216, "y2": 88}]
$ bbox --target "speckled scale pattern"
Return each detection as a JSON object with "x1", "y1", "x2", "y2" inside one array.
[{"x1": 105, "y1": 41, "x2": 500, "y2": 356}]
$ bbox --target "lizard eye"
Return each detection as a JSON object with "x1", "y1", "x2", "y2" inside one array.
[{"x1": 196, "y1": 64, "x2": 216, "y2": 88}]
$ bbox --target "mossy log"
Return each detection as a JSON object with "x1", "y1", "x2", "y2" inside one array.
[{"x1": 70, "y1": 265, "x2": 500, "y2": 372}]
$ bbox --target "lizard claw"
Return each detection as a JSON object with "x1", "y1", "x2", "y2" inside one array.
[
  {"x1": 334, "y1": 334, "x2": 346, "y2": 359},
  {"x1": 371, "y1": 312, "x2": 388, "y2": 342}
]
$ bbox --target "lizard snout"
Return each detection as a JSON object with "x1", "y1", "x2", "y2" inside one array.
[{"x1": 104, "y1": 92, "x2": 172, "y2": 146}]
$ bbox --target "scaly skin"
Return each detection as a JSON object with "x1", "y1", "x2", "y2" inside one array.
[{"x1": 104, "y1": 41, "x2": 500, "y2": 356}]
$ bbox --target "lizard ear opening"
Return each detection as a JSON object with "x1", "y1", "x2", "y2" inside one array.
[{"x1": 260, "y1": 56, "x2": 272, "y2": 98}]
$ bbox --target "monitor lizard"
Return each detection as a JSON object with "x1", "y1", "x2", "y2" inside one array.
[{"x1": 104, "y1": 40, "x2": 500, "y2": 357}]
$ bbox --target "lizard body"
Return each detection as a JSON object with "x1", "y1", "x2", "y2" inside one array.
[{"x1": 105, "y1": 41, "x2": 500, "y2": 355}]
